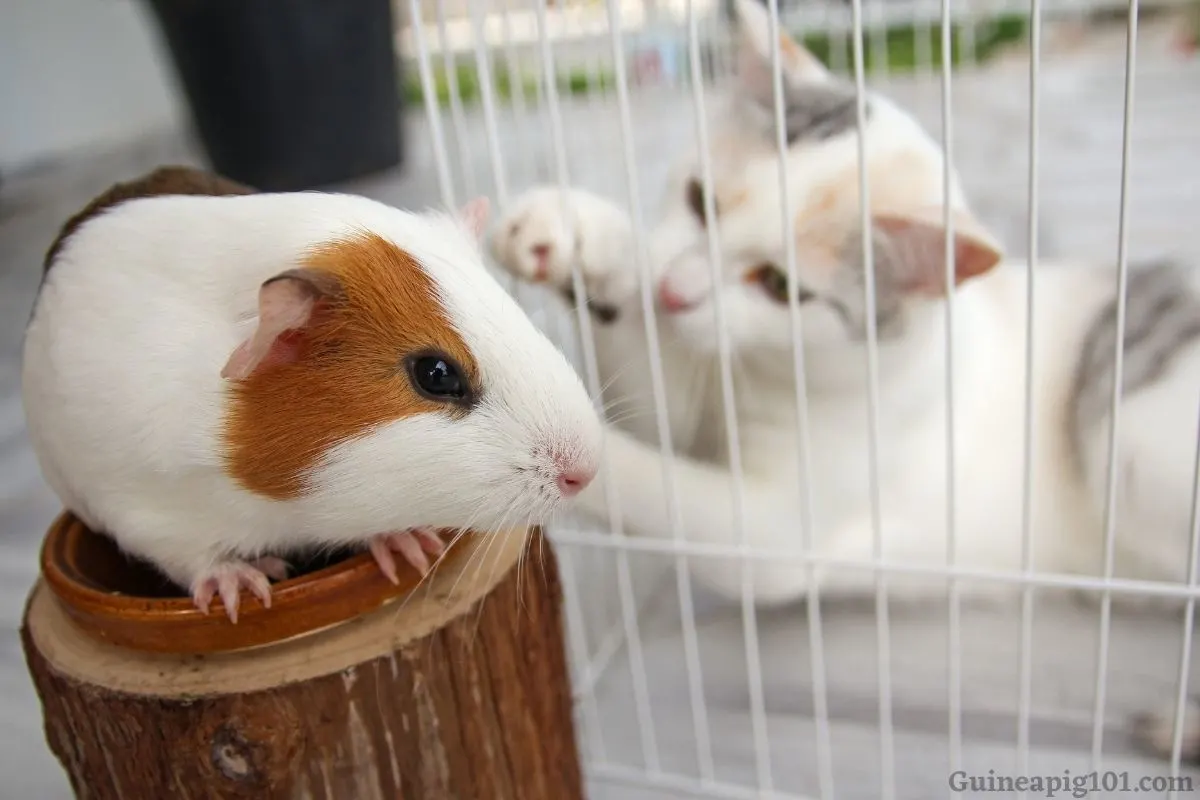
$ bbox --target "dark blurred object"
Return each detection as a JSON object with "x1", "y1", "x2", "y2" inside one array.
[{"x1": 142, "y1": 0, "x2": 402, "y2": 192}]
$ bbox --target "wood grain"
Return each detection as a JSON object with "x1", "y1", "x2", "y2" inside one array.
[{"x1": 22, "y1": 527, "x2": 583, "y2": 799}]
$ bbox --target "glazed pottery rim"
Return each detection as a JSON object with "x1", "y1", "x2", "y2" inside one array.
[{"x1": 40, "y1": 511, "x2": 402, "y2": 621}]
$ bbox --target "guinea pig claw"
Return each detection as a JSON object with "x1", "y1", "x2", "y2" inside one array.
[
  {"x1": 248, "y1": 556, "x2": 290, "y2": 582},
  {"x1": 190, "y1": 561, "x2": 276, "y2": 624},
  {"x1": 368, "y1": 528, "x2": 446, "y2": 585},
  {"x1": 413, "y1": 527, "x2": 447, "y2": 556}
]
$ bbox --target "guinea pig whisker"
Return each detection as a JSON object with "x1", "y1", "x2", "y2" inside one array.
[
  {"x1": 604, "y1": 409, "x2": 655, "y2": 427},
  {"x1": 514, "y1": 502, "x2": 549, "y2": 616},
  {"x1": 466, "y1": 522, "x2": 514, "y2": 645},
  {"x1": 392, "y1": 495, "x2": 496, "y2": 618},
  {"x1": 599, "y1": 393, "x2": 644, "y2": 412},
  {"x1": 597, "y1": 363, "x2": 637, "y2": 397},
  {"x1": 392, "y1": 515, "x2": 480, "y2": 620},
  {"x1": 444, "y1": 492, "x2": 520, "y2": 604},
  {"x1": 519, "y1": 504, "x2": 553, "y2": 615},
  {"x1": 535, "y1": 514, "x2": 549, "y2": 595},
  {"x1": 595, "y1": 332, "x2": 694, "y2": 393},
  {"x1": 515, "y1": 512, "x2": 536, "y2": 617}
]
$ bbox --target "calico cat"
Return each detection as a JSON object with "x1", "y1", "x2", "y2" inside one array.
[
  {"x1": 490, "y1": 0, "x2": 1200, "y2": 608},
  {"x1": 487, "y1": 0, "x2": 1200, "y2": 606},
  {"x1": 492, "y1": 0, "x2": 1200, "y2": 755}
]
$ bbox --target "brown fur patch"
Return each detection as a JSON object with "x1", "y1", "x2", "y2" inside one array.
[
  {"x1": 221, "y1": 233, "x2": 478, "y2": 500},
  {"x1": 793, "y1": 149, "x2": 947, "y2": 243},
  {"x1": 44, "y1": 165, "x2": 256, "y2": 271},
  {"x1": 809, "y1": 184, "x2": 840, "y2": 217},
  {"x1": 716, "y1": 186, "x2": 750, "y2": 213},
  {"x1": 780, "y1": 33, "x2": 826, "y2": 76},
  {"x1": 779, "y1": 34, "x2": 806, "y2": 73},
  {"x1": 794, "y1": 186, "x2": 852, "y2": 266},
  {"x1": 779, "y1": 35, "x2": 801, "y2": 62}
]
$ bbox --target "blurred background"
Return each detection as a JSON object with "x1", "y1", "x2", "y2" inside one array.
[{"x1": 4, "y1": 1, "x2": 1200, "y2": 798}]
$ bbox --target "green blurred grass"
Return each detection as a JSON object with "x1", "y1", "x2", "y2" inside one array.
[
  {"x1": 801, "y1": 13, "x2": 1028, "y2": 72},
  {"x1": 401, "y1": 13, "x2": 1028, "y2": 108},
  {"x1": 401, "y1": 64, "x2": 614, "y2": 107}
]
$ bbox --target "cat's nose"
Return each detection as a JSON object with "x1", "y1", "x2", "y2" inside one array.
[{"x1": 657, "y1": 279, "x2": 698, "y2": 313}]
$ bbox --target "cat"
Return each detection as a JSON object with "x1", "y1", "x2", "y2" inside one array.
[{"x1": 489, "y1": 0, "x2": 1200, "y2": 612}]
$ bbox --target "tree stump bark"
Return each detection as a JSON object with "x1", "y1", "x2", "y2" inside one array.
[{"x1": 20, "y1": 525, "x2": 583, "y2": 800}]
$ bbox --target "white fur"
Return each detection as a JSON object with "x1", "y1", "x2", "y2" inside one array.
[
  {"x1": 490, "y1": 185, "x2": 638, "y2": 307},
  {"x1": 486, "y1": 0, "x2": 1200, "y2": 608},
  {"x1": 22, "y1": 190, "x2": 603, "y2": 591}
]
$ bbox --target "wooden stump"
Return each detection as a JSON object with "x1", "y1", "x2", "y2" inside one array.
[{"x1": 21, "y1": 521, "x2": 584, "y2": 800}]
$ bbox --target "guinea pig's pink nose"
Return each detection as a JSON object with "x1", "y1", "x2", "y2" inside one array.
[
  {"x1": 657, "y1": 279, "x2": 697, "y2": 313},
  {"x1": 556, "y1": 466, "x2": 595, "y2": 498}
]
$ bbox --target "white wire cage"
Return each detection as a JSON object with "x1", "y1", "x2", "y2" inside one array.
[{"x1": 392, "y1": 0, "x2": 1200, "y2": 798}]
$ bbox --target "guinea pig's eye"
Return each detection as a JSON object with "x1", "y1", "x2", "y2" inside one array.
[
  {"x1": 407, "y1": 353, "x2": 470, "y2": 403},
  {"x1": 747, "y1": 263, "x2": 815, "y2": 306}
]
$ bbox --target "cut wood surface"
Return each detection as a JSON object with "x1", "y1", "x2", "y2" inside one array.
[{"x1": 21, "y1": 526, "x2": 584, "y2": 800}]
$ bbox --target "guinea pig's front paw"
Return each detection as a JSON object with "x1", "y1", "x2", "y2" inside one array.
[
  {"x1": 367, "y1": 528, "x2": 447, "y2": 584},
  {"x1": 190, "y1": 557, "x2": 288, "y2": 624}
]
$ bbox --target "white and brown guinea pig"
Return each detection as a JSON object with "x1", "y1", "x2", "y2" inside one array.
[{"x1": 22, "y1": 166, "x2": 602, "y2": 622}]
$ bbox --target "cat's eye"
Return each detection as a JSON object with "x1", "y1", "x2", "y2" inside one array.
[
  {"x1": 748, "y1": 264, "x2": 815, "y2": 305},
  {"x1": 407, "y1": 352, "x2": 473, "y2": 405},
  {"x1": 685, "y1": 178, "x2": 707, "y2": 225}
]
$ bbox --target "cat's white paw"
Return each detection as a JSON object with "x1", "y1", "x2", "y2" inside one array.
[{"x1": 489, "y1": 186, "x2": 638, "y2": 314}]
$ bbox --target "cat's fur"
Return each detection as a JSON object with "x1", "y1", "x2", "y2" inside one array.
[
  {"x1": 490, "y1": 1, "x2": 1200, "y2": 604},
  {"x1": 1132, "y1": 697, "x2": 1200, "y2": 764}
]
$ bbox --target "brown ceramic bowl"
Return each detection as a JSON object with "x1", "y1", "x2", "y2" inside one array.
[{"x1": 40, "y1": 511, "x2": 469, "y2": 655}]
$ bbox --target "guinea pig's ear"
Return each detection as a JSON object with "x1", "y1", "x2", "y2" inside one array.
[
  {"x1": 220, "y1": 268, "x2": 344, "y2": 380},
  {"x1": 457, "y1": 196, "x2": 490, "y2": 242}
]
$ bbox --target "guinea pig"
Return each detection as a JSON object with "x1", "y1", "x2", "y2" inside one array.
[{"x1": 22, "y1": 166, "x2": 603, "y2": 622}]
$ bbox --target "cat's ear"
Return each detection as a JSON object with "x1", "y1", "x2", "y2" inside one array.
[
  {"x1": 733, "y1": 0, "x2": 831, "y2": 98},
  {"x1": 872, "y1": 206, "x2": 1004, "y2": 296}
]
